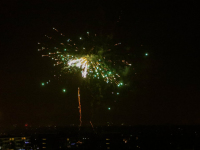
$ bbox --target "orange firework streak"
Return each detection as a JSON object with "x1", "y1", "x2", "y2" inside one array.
[{"x1": 78, "y1": 87, "x2": 82, "y2": 129}]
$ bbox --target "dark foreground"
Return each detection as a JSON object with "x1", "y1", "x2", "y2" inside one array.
[{"x1": 0, "y1": 125, "x2": 200, "y2": 150}]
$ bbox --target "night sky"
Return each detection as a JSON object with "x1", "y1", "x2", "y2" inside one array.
[{"x1": 0, "y1": 1, "x2": 199, "y2": 127}]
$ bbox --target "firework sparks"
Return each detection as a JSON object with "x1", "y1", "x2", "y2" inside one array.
[{"x1": 68, "y1": 57, "x2": 88, "y2": 78}]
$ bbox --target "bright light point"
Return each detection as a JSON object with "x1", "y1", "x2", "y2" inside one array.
[
  {"x1": 145, "y1": 53, "x2": 148, "y2": 56},
  {"x1": 108, "y1": 107, "x2": 111, "y2": 110},
  {"x1": 63, "y1": 89, "x2": 66, "y2": 92},
  {"x1": 80, "y1": 37, "x2": 82, "y2": 40},
  {"x1": 117, "y1": 92, "x2": 119, "y2": 95},
  {"x1": 64, "y1": 49, "x2": 66, "y2": 51},
  {"x1": 41, "y1": 83, "x2": 45, "y2": 86}
]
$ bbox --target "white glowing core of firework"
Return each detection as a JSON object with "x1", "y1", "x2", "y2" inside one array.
[{"x1": 68, "y1": 57, "x2": 88, "y2": 78}]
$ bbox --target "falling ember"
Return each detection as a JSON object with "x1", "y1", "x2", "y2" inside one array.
[{"x1": 90, "y1": 121, "x2": 95, "y2": 131}]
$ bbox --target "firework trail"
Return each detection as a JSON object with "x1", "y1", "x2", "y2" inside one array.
[{"x1": 78, "y1": 87, "x2": 82, "y2": 129}]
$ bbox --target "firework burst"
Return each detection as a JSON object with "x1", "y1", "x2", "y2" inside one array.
[{"x1": 39, "y1": 28, "x2": 124, "y2": 87}]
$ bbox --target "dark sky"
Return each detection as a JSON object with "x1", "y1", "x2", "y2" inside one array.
[{"x1": 0, "y1": 1, "x2": 199, "y2": 127}]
